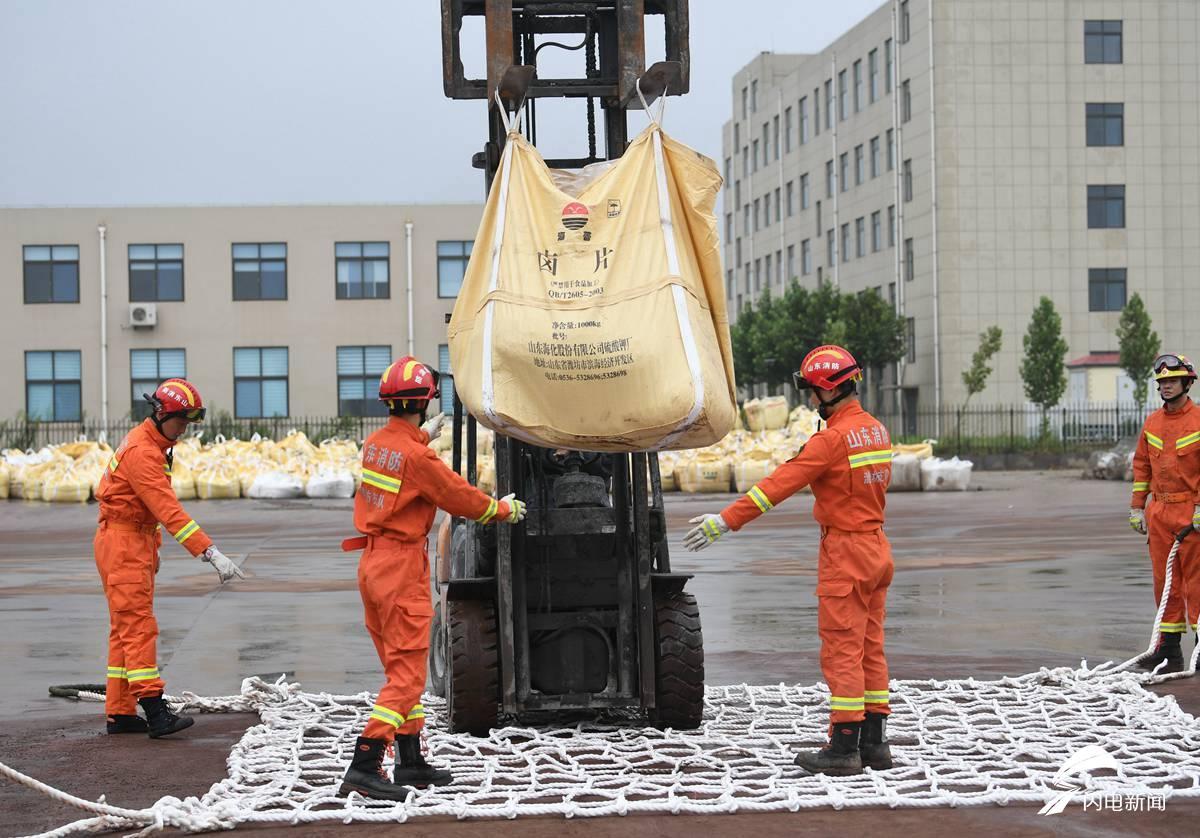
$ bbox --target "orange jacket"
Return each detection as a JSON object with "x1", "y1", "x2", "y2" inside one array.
[
  {"x1": 95, "y1": 419, "x2": 212, "y2": 557},
  {"x1": 721, "y1": 400, "x2": 892, "y2": 532},
  {"x1": 353, "y1": 417, "x2": 512, "y2": 542},
  {"x1": 1131, "y1": 398, "x2": 1200, "y2": 509}
]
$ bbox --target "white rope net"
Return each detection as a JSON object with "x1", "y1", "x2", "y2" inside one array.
[{"x1": 5, "y1": 661, "x2": 1200, "y2": 838}]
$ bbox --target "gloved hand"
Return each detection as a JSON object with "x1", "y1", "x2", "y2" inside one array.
[
  {"x1": 1129, "y1": 508, "x2": 1147, "y2": 535},
  {"x1": 421, "y1": 413, "x2": 446, "y2": 443},
  {"x1": 684, "y1": 513, "x2": 730, "y2": 552},
  {"x1": 1193, "y1": 505, "x2": 1200, "y2": 533},
  {"x1": 500, "y1": 493, "x2": 527, "y2": 523},
  {"x1": 202, "y1": 546, "x2": 246, "y2": 583}
]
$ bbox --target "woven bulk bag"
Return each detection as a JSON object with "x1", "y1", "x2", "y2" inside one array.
[
  {"x1": 734, "y1": 449, "x2": 774, "y2": 493},
  {"x1": 679, "y1": 454, "x2": 732, "y2": 494},
  {"x1": 448, "y1": 98, "x2": 735, "y2": 452}
]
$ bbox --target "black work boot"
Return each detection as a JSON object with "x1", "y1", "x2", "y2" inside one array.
[
  {"x1": 859, "y1": 712, "x2": 894, "y2": 770},
  {"x1": 106, "y1": 714, "x2": 149, "y2": 734},
  {"x1": 340, "y1": 737, "x2": 414, "y2": 801},
  {"x1": 138, "y1": 695, "x2": 194, "y2": 738},
  {"x1": 1137, "y1": 632, "x2": 1185, "y2": 674},
  {"x1": 795, "y1": 721, "x2": 864, "y2": 776},
  {"x1": 393, "y1": 734, "x2": 453, "y2": 787}
]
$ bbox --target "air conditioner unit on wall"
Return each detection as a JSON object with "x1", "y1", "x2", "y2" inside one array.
[{"x1": 129, "y1": 303, "x2": 157, "y2": 328}]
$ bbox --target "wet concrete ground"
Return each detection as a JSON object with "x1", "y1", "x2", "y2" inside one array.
[{"x1": 1, "y1": 470, "x2": 1198, "y2": 835}]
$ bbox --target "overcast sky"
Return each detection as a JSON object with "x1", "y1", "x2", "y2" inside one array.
[{"x1": 1, "y1": 0, "x2": 883, "y2": 207}]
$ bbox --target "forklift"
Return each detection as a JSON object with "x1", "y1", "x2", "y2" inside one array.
[{"x1": 428, "y1": 0, "x2": 704, "y2": 734}]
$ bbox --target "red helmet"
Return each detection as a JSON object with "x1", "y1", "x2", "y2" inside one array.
[
  {"x1": 793, "y1": 345, "x2": 862, "y2": 391},
  {"x1": 378, "y1": 356, "x2": 440, "y2": 408},
  {"x1": 145, "y1": 378, "x2": 206, "y2": 421},
  {"x1": 1153, "y1": 354, "x2": 1197, "y2": 382}
]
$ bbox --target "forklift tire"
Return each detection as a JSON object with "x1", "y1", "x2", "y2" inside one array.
[
  {"x1": 447, "y1": 599, "x2": 500, "y2": 735},
  {"x1": 428, "y1": 599, "x2": 448, "y2": 698},
  {"x1": 652, "y1": 591, "x2": 705, "y2": 730}
]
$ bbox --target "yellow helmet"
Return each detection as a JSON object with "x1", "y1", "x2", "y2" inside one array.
[{"x1": 1153, "y1": 354, "x2": 1197, "y2": 381}]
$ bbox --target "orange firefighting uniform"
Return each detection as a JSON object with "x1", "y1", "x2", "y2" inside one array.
[
  {"x1": 93, "y1": 419, "x2": 213, "y2": 717},
  {"x1": 1131, "y1": 398, "x2": 1200, "y2": 636},
  {"x1": 720, "y1": 401, "x2": 893, "y2": 725},
  {"x1": 350, "y1": 417, "x2": 513, "y2": 741}
]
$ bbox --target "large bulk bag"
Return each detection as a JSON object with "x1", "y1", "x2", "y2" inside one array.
[
  {"x1": 196, "y1": 462, "x2": 242, "y2": 499},
  {"x1": 306, "y1": 467, "x2": 355, "y2": 499},
  {"x1": 893, "y1": 442, "x2": 935, "y2": 460},
  {"x1": 888, "y1": 454, "x2": 923, "y2": 492},
  {"x1": 678, "y1": 454, "x2": 732, "y2": 494},
  {"x1": 247, "y1": 471, "x2": 305, "y2": 500},
  {"x1": 734, "y1": 449, "x2": 774, "y2": 493},
  {"x1": 745, "y1": 396, "x2": 789, "y2": 432},
  {"x1": 920, "y1": 456, "x2": 974, "y2": 491},
  {"x1": 0, "y1": 462, "x2": 8, "y2": 499},
  {"x1": 448, "y1": 105, "x2": 736, "y2": 452}
]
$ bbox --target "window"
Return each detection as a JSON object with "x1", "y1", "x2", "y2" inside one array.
[
  {"x1": 734, "y1": 123, "x2": 740, "y2": 149},
  {"x1": 838, "y1": 70, "x2": 848, "y2": 121},
  {"x1": 754, "y1": 198, "x2": 761, "y2": 231},
  {"x1": 775, "y1": 249, "x2": 782, "y2": 284},
  {"x1": 904, "y1": 159, "x2": 914, "y2": 202},
  {"x1": 337, "y1": 242, "x2": 390, "y2": 299},
  {"x1": 787, "y1": 245, "x2": 795, "y2": 280},
  {"x1": 904, "y1": 237, "x2": 914, "y2": 281},
  {"x1": 814, "y1": 87, "x2": 822, "y2": 135},
  {"x1": 827, "y1": 229, "x2": 836, "y2": 266},
  {"x1": 765, "y1": 255, "x2": 772, "y2": 288},
  {"x1": 1085, "y1": 20, "x2": 1122, "y2": 64},
  {"x1": 773, "y1": 115, "x2": 780, "y2": 160},
  {"x1": 774, "y1": 188, "x2": 781, "y2": 222},
  {"x1": 725, "y1": 213, "x2": 733, "y2": 244},
  {"x1": 901, "y1": 80, "x2": 912, "y2": 123},
  {"x1": 801, "y1": 239, "x2": 812, "y2": 275},
  {"x1": 742, "y1": 145, "x2": 749, "y2": 177},
  {"x1": 726, "y1": 269, "x2": 733, "y2": 300},
  {"x1": 752, "y1": 139, "x2": 759, "y2": 172},
  {"x1": 888, "y1": 283, "x2": 896, "y2": 306},
  {"x1": 906, "y1": 317, "x2": 915, "y2": 362},
  {"x1": 751, "y1": 79, "x2": 758, "y2": 112},
  {"x1": 437, "y1": 240, "x2": 473, "y2": 297},
  {"x1": 785, "y1": 107, "x2": 793, "y2": 151},
  {"x1": 840, "y1": 153, "x2": 849, "y2": 193},
  {"x1": 724, "y1": 157, "x2": 731, "y2": 190},
  {"x1": 735, "y1": 180, "x2": 742, "y2": 208},
  {"x1": 129, "y1": 244, "x2": 183, "y2": 302},
  {"x1": 754, "y1": 258, "x2": 761, "y2": 291},
  {"x1": 871, "y1": 210, "x2": 882, "y2": 251},
  {"x1": 1088, "y1": 268, "x2": 1127, "y2": 311},
  {"x1": 743, "y1": 205, "x2": 750, "y2": 235},
  {"x1": 885, "y1": 38, "x2": 893, "y2": 93},
  {"x1": 234, "y1": 347, "x2": 289, "y2": 418},
  {"x1": 824, "y1": 80, "x2": 833, "y2": 130},
  {"x1": 900, "y1": 1, "x2": 910, "y2": 44},
  {"x1": 741, "y1": 86, "x2": 748, "y2": 119},
  {"x1": 841, "y1": 223, "x2": 851, "y2": 263},
  {"x1": 131, "y1": 349, "x2": 186, "y2": 419},
  {"x1": 869, "y1": 49, "x2": 879, "y2": 103},
  {"x1": 887, "y1": 128, "x2": 895, "y2": 170},
  {"x1": 826, "y1": 160, "x2": 835, "y2": 198},
  {"x1": 1087, "y1": 185, "x2": 1125, "y2": 228},
  {"x1": 762, "y1": 123, "x2": 769, "y2": 165},
  {"x1": 888, "y1": 205, "x2": 896, "y2": 246},
  {"x1": 870, "y1": 136, "x2": 881, "y2": 178},
  {"x1": 800, "y1": 173, "x2": 811, "y2": 209},
  {"x1": 736, "y1": 238, "x2": 743, "y2": 265},
  {"x1": 853, "y1": 60, "x2": 863, "y2": 112},
  {"x1": 855, "y1": 217, "x2": 866, "y2": 258},
  {"x1": 1086, "y1": 103, "x2": 1124, "y2": 146},
  {"x1": 764, "y1": 194, "x2": 771, "y2": 228},
  {"x1": 800, "y1": 97, "x2": 809, "y2": 143},
  {"x1": 336, "y1": 345, "x2": 392, "y2": 416},
  {"x1": 816, "y1": 200, "x2": 823, "y2": 235},
  {"x1": 438, "y1": 344, "x2": 455, "y2": 414},
  {"x1": 786, "y1": 182, "x2": 795, "y2": 216},
  {"x1": 25, "y1": 350, "x2": 81, "y2": 421},
  {"x1": 855, "y1": 145, "x2": 865, "y2": 185},
  {"x1": 232, "y1": 243, "x2": 287, "y2": 300},
  {"x1": 744, "y1": 264, "x2": 751, "y2": 293},
  {"x1": 23, "y1": 245, "x2": 79, "y2": 304}
]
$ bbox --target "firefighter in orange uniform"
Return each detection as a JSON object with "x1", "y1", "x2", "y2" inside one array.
[
  {"x1": 339, "y1": 357, "x2": 527, "y2": 800},
  {"x1": 684, "y1": 345, "x2": 894, "y2": 776},
  {"x1": 94, "y1": 379, "x2": 244, "y2": 738},
  {"x1": 1129, "y1": 354, "x2": 1200, "y2": 674}
]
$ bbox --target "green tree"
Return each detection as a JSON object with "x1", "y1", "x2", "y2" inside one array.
[
  {"x1": 961, "y1": 326, "x2": 1004, "y2": 409},
  {"x1": 1020, "y1": 296, "x2": 1069, "y2": 432},
  {"x1": 840, "y1": 289, "x2": 907, "y2": 407},
  {"x1": 730, "y1": 298, "x2": 762, "y2": 391},
  {"x1": 1116, "y1": 292, "x2": 1160, "y2": 406}
]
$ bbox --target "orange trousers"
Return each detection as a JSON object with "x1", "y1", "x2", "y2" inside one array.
[
  {"x1": 94, "y1": 521, "x2": 165, "y2": 716},
  {"x1": 816, "y1": 528, "x2": 894, "y2": 726},
  {"x1": 1147, "y1": 501, "x2": 1200, "y2": 634},
  {"x1": 358, "y1": 539, "x2": 433, "y2": 741}
]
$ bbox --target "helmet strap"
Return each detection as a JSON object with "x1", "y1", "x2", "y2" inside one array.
[{"x1": 817, "y1": 384, "x2": 855, "y2": 419}]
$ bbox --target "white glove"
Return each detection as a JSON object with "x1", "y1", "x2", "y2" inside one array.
[
  {"x1": 1129, "y1": 508, "x2": 1147, "y2": 536},
  {"x1": 421, "y1": 413, "x2": 446, "y2": 443},
  {"x1": 684, "y1": 513, "x2": 730, "y2": 552},
  {"x1": 500, "y1": 493, "x2": 526, "y2": 523},
  {"x1": 202, "y1": 546, "x2": 245, "y2": 583}
]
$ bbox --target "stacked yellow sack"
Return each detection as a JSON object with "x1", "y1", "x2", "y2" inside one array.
[
  {"x1": 21, "y1": 453, "x2": 72, "y2": 500},
  {"x1": 788, "y1": 405, "x2": 822, "y2": 441},
  {"x1": 893, "y1": 441, "x2": 934, "y2": 460},
  {"x1": 657, "y1": 453, "x2": 678, "y2": 492},
  {"x1": 678, "y1": 453, "x2": 732, "y2": 494},
  {"x1": 172, "y1": 460, "x2": 197, "y2": 500},
  {"x1": 734, "y1": 447, "x2": 774, "y2": 493},
  {"x1": 0, "y1": 461, "x2": 8, "y2": 499},
  {"x1": 744, "y1": 396, "x2": 790, "y2": 432},
  {"x1": 195, "y1": 460, "x2": 241, "y2": 499},
  {"x1": 44, "y1": 446, "x2": 111, "y2": 503}
]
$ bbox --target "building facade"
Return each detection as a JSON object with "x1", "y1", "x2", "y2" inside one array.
[
  {"x1": 1, "y1": 204, "x2": 483, "y2": 423},
  {"x1": 722, "y1": 0, "x2": 1200, "y2": 416}
]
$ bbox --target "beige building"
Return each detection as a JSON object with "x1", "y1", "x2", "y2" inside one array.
[
  {"x1": 723, "y1": 0, "x2": 1199, "y2": 421},
  {"x1": 1, "y1": 204, "x2": 483, "y2": 423}
]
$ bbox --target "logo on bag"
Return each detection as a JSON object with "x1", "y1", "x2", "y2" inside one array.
[
  {"x1": 558, "y1": 202, "x2": 593, "y2": 241},
  {"x1": 607, "y1": 198, "x2": 621, "y2": 218}
]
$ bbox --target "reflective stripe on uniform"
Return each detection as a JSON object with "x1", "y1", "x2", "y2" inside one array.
[
  {"x1": 828, "y1": 695, "x2": 865, "y2": 711},
  {"x1": 369, "y1": 704, "x2": 405, "y2": 728},
  {"x1": 1177, "y1": 431, "x2": 1200, "y2": 452},
  {"x1": 1132, "y1": 481, "x2": 1150, "y2": 493},
  {"x1": 848, "y1": 449, "x2": 894, "y2": 469},
  {"x1": 361, "y1": 468, "x2": 402, "y2": 493},
  {"x1": 107, "y1": 666, "x2": 128, "y2": 680},
  {"x1": 747, "y1": 485, "x2": 774, "y2": 513},
  {"x1": 864, "y1": 690, "x2": 890, "y2": 704},
  {"x1": 405, "y1": 703, "x2": 426, "y2": 721},
  {"x1": 127, "y1": 667, "x2": 160, "y2": 682},
  {"x1": 477, "y1": 498, "x2": 499, "y2": 524},
  {"x1": 173, "y1": 520, "x2": 200, "y2": 544},
  {"x1": 1160, "y1": 622, "x2": 1188, "y2": 633},
  {"x1": 1146, "y1": 431, "x2": 1164, "y2": 450},
  {"x1": 108, "y1": 456, "x2": 120, "y2": 473}
]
